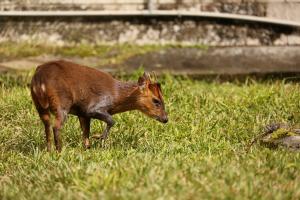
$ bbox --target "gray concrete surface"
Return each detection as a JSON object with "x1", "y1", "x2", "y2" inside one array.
[{"x1": 1, "y1": 18, "x2": 299, "y2": 47}]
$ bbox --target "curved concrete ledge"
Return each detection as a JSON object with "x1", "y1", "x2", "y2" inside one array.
[{"x1": 1, "y1": 10, "x2": 300, "y2": 28}]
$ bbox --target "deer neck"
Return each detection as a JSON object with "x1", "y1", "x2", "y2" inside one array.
[{"x1": 109, "y1": 81, "x2": 140, "y2": 114}]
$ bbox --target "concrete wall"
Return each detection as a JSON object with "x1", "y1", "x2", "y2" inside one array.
[
  {"x1": 1, "y1": 18, "x2": 299, "y2": 46},
  {"x1": 1, "y1": 0, "x2": 300, "y2": 22},
  {"x1": 0, "y1": 1, "x2": 299, "y2": 46}
]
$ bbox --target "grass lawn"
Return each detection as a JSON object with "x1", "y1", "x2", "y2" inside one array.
[
  {"x1": 1, "y1": 72, "x2": 300, "y2": 199},
  {"x1": 0, "y1": 42, "x2": 207, "y2": 65}
]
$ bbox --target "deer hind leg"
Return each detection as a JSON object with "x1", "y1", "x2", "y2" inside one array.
[
  {"x1": 52, "y1": 108, "x2": 67, "y2": 152},
  {"x1": 38, "y1": 109, "x2": 52, "y2": 152},
  {"x1": 32, "y1": 91, "x2": 52, "y2": 152},
  {"x1": 48, "y1": 92, "x2": 70, "y2": 152},
  {"x1": 79, "y1": 117, "x2": 91, "y2": 149}
]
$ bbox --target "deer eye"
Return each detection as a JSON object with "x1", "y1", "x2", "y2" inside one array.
[{"x1": 152, "y1": 98, "x2": 161, "y2": 107}]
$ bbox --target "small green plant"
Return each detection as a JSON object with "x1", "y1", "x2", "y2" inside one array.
[{"x1": 271, "y1": 128, "x2": 297, "y2": 139}]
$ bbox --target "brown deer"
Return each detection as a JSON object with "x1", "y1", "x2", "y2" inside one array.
[{"x1": 31, "y1": 60, "x2": 168, "y2": 152}]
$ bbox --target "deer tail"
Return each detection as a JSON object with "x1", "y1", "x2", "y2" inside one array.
[{"x1": 30, "y1": 74, "x2": 49, "y2": 109}]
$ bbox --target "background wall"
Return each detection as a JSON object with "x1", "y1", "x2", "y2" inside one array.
[
  {"x1": 0, "y1": 0, "x2": 300, "y2": 47},
  {"x1": 1, "y1": 18, "x2": 299, "y2": 46},
  {"x1": 1, "y1": 0, "x2": 300, "y2": 23},
  {"x1": 0, "y1": 1, "x2": 300, "y2": 75}
]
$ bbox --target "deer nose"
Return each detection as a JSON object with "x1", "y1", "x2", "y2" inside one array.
[{"x1": 161, "y1": 116, "x2": 168, "y2": 123}]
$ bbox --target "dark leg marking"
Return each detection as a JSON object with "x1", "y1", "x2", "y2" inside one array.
[{"x1": 90, "y1": 112, "x2": 115, "y2": 141}]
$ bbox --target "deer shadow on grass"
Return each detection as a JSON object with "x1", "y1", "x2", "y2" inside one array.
[
  {"x1": 2, "y1": 118, "x2": 144, "y2": 154},
  {"x1": 1, "y1": 133, "x2": 46, "y2": 155},
  {"x1": 90, "y1": 128, "x2": 143, "y2": 150}
]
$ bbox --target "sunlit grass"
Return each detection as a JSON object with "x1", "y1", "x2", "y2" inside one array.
[
  {"x1": 1, "y1": 72, "x2": 300, "y2": 199},
  {"x1": 0, "y1": 42, "x2": 208, "y2": 66}
]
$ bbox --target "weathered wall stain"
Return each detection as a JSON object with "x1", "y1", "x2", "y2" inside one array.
[{"x1": 0, "y1": 17, "x2": 299, "y2": 46}]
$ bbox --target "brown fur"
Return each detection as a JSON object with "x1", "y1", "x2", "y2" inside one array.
[{"x1": 30, "y1": 60, "x2": 168, "y2": 152}]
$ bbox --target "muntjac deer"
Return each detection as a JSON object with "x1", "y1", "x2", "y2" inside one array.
[{"x1": 31, "y1": 60, "x2": 168, "y2": 152}]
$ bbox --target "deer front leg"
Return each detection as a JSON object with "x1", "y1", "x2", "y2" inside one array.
[
  {"x1": 90, "y1": 111, "x2": 115, "y2": 141},
  {"x1": 99, "y1": 115, "x2": 115, "y2": 141}
]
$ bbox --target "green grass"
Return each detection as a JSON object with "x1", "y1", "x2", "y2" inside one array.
[
  {"x1": 1, "y1": 72, "x2": 300, "y2": 199},
  {"x1": 0, "y1": 42, "x2": 208, "y2": 65}
]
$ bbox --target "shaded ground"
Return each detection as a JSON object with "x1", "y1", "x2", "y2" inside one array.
[
  {"x1": 123, "y1": 46, "x2": 300, "y2": 75},
  {"x1": 1, "y1": 46, "x2": 300, "y2": 76}
]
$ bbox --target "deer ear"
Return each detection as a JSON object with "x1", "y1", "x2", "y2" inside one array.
[
  {"x1": 138, "y1": 76, "x2": 145, "y2": 86},
  {"x1": 138, "y1": 73, "x2": 150, "y2": 92},
  {"x1": 138, "y1": 72, "x2": 150, "y2": 86}
]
